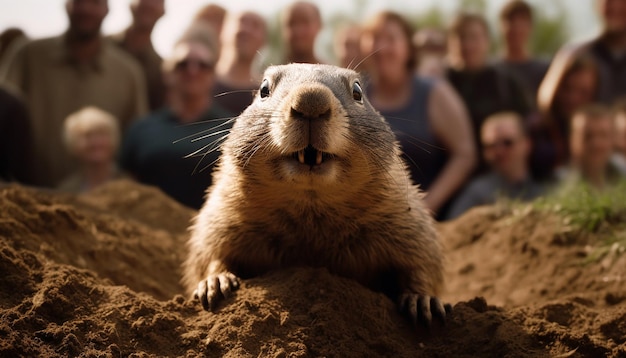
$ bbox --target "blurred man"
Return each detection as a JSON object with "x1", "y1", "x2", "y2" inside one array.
[
  {"x1": 281, "y1": 1, "x2": 323, "y2": 64},
  {"x1": 110, "y1": 0, "x2": 166, "y2": 110},
  {"x1": 214, "y1": 11, "x2": 267, "y2": 115},
  {"x1": 559, "y1": 104, "x2": 625, "y2": 189},
  {"x1": 0, "y1": 85, "x2": 33, "y2": 184},
  {"x1": 0, "y1": 0, "x2": 148, "y2": 187},
  {"x1": 333, "y1": 23, "x2": 362, "y2": 69},
  {"x1": 413, "y1": 27, "x2": 448, "y2": 78},
  {"x1": 446, "y1": 12, "x2": 532, "y2": 174},
  {"x1": 193, "y1": 4, "x2": 227, "y2": 40},
  {"x1": 447, "y1": 112, "x2": 546, "y2": 219},
  {"x1": 0, "y1": 28, "x2": 28, "y2": 65},
  {"x1": 496, "y1": 0, "x2": 549, "y2": 103},
  {"x1": 120, "y1": 25, "x2": 233, "y2": 209}
]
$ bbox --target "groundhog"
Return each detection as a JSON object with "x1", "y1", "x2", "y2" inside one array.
[{"x1": 182, "y1": 63, "x2": 449, "y2": 327}]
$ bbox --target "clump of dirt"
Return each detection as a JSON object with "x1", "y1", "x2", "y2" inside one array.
[{"x1": 0, "y1": 181, "x2": 624, "y2": 357}]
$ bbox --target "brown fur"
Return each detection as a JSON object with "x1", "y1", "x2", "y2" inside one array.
[{"x1": 183, "y1": 64, "x2": 445, "y2": 321}]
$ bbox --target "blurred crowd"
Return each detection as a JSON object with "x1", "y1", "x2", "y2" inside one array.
[{"x1": 1, "y1": 0, "x2": 625, "y2": 220}]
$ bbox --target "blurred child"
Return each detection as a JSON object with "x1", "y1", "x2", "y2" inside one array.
[
  {"x1": 59, "y1": 106, "x2": 123, "y2": 192},
  {"x1": 558, "y1": 104, "x2": 625, "y2": 189}
]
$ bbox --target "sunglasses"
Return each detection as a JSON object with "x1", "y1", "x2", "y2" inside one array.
[
  {"x1": 174, "y1": 58, "x2": 215, "y2": 72},
  {"x1": 483, "y1": 137, "x2": 517, "y2": 150}
]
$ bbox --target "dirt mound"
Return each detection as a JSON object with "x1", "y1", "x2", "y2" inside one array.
[
  {"x1": 1, "y1": 181, "x2": 625, "y2": 357},
  {"x1": 441, "y1": 205, "x2": 626, "y2": 308}
]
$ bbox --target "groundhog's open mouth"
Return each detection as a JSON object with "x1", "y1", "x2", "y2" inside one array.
[{"x1": 292, "y1": 144, "x2": 333, "y2": 166}]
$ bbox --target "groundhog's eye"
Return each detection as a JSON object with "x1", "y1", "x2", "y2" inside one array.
[
  {"x1": 352, "y1": 82, "x2": 363, "y2": 102},
  {"x1": 259, "y1": 79, "x2": 270, "y2": 99}
]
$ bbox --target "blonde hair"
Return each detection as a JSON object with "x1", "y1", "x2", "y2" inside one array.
[{"x1": 63, "y1": 106, "x2": 120, "y2": 152}]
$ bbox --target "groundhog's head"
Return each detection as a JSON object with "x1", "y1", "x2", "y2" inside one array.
[{"x1": 221, "y1": 64, "x2": 401, "y2": 195}]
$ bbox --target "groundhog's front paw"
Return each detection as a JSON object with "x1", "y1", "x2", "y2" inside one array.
[
  {"x1": 398, "y1": 293, "x2": 452, "y2": 329},
  {"x1": 193, "y1": 272, "x2": 241, "y2": 311}
]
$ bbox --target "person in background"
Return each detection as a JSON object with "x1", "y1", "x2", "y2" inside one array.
[
  {"x1": 613, "y1": 101, "x2": 626, "y2": 172},
  {"x1": 446, "y1": 12, "x2": 533, "y2": 173},
  {"x1": 552, "y1": 0, "x2": 626, "y2": 104},
  {"x1": 0, "y1": 28, "x2": 28, "y2": 66},
  {"x1": 193, "y1": 3, "x2": 227, "y2": 41},
  {"x1": 333, "y1": 23, "x2": 363, "y2": 69},
  {"x1": 213, "y1": 11, "x2": 267, "y2": 115},
  {"x1": 557, "y1": 104, "x2": 625, "y2": 189},
  {"x1": 120, "y1": 24, "x2": 232, "y2": 209},
  {"x1": 447, "y1": 112, "x2": 547, "y2": 220},
  {"x1": 0, "y1": 85, "x2": 33, "y2": 184},
  {"x1": 0, "y1": 0, "x2": 148, "y2": 188},
  {"x1": 536, "y1": 54, "x2": 600, "y2": 171},
  {"x1": 496, "y1": 0, "x2": 549, "y2": 104},
  {"x1": 360, "y1": 11, "x2": 476, "y2": 218},
  {"x1": 615, "y1": 101, "x2": 626, "y2": 155},
  {"x1": 109, "y1": 0, "x2": 166, "y2": 111},
  {"x1": 413, "y1": 27, "x2": 448, "y2": 79},
  {"x1": 58, "y1": 106, "x2": 124, "y2": 192},
  {"x1": 281, "y1": 1, "x2": 323, "y2": 64}
]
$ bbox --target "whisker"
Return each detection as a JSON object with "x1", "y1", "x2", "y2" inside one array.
[
  {"x1": 351, "y1": 46, "x2": 386, "y2": 72},
  {"x1": 346, "y1": 55, "x2": 358, "y2": 71},
  {"x1": 195, "y1": 156, "x2": 220, "y2": 174},
  {"x1": 177, "y1": 116, "x2": 239, "y2": 126},
  {"x1": 214, "y1": 89, "x2": 255, "y2": 98},
  {"x1": 242, "y1": 134, "x2": 272, "y2": 168},
  {"x1": 173, "y1": 118, "x2": 236, "y2": 144},
  {"x1": 190, "y1": 128, "x2": 232, "y2": 143},
  {"x1": 185, "y1": 133, "x2": 230, "y2": 159}
]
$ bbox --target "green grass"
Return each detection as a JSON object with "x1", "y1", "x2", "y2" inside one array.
[
  {"x1": 532, "y1": 180, "x2": 626, "y2": 233},
  {"x1": 530, "y1": 180, "x2": 626, "y2": 264}
]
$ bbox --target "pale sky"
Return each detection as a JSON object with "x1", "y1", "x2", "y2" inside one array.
[{"x1": 0, "y1": 0, "x2": 600, "y2": 58}]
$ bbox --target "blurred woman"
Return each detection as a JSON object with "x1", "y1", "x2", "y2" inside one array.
[
  {"x1": 536, "y1": 52, "x2": 600, "y2": 169},
  {"x1": 360, "y1": 11, "x2": 476, "y2": 218},
  {"x1": 446, "y1": 12, "x2": 532, "y2": 173},
  {"x1": 120, "y1": 24, "x2": 232, "y2": 209},
  {"x1": 59, "y1": 106, "x2": 123, "y2": 192}
]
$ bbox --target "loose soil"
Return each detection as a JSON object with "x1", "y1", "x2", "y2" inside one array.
[{"x1": 1, "y1": 180, "x2": 624, "y2": 357}]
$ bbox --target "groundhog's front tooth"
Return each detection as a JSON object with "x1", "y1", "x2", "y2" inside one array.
[
  {"x1": 298, "y1": 150, "x2": 305, "y2": 164},
  {"x1": 316, "y1": 150, "x2": 322, "y2": 165}
]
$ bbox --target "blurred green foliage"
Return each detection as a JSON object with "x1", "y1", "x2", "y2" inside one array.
[{"x1": 534, "y1": 180, "x2": 626, "y2": 233}]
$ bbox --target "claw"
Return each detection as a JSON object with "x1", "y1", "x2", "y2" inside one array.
[
  {"x1": 418, "y1": 296, "x2": 432, "y2": 328},
  {"x1": 195, "y1": 272, "x2": 241, "y2": 311},
  {"x1": 399, "y1": 293, "x2": 451, "y2": 329},
  {"x1": 431, "y1": 297, "x2": 447, "y2": 325}
]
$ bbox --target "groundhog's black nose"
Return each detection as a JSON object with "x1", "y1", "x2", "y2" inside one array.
[{"x1": 289, "y1": 85, "x2": 332, "y2": 121}]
